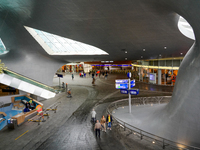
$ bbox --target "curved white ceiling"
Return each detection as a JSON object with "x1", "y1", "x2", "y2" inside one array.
[{"x1": 24, "y1": 26, "x2": 108, "y2": 55}]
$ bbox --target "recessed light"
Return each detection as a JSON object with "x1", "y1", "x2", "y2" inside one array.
[
  {"x1": 159, "y1": 54, "x2": 161, "y2": 56},
  {"x1": 141, "y1": 56, "x2": 143, "y2": 58},
  {"x1": 164, "y1": 47, "x2": 167, "y2": 49},
  {"x1": 125, "y1": 58, "x2": 127, "y2": 60},
  {"x1": 125, "y1": 51, "x2": 127, "y2": 53},
  {"x1": 180, "y1": 53, "x2": 183, "y2": 55},
  {"x1": 143, "y1": 49, "x2": 145, "y2": 51}
]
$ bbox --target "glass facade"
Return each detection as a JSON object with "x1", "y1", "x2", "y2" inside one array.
[
  {"x1": 0, "y1": 39, "x2": 8, "y2": 55},
  {"x1": 132, "y1": 58, "x2": 183, "y2": 86}
]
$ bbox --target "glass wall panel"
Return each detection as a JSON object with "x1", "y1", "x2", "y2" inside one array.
[
  {"x1": 173, "y1": 60, "x2": 180, "y2": 67},
  {"x1": 160, "y1": 60, "x2": 165, "y2": 66},
  {"x1": 166, "y1": 60, "x2": 172, "y2": 66}
]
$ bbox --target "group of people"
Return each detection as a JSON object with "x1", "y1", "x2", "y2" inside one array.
[
  {"x1": 91, "y1": 109, "x2": 113, "y2": 139},
  {"x1": 24, "y1": 100, "x2": 36, "y2": 112},
  {"x1": 89, "y1": 70, "x2": 109, "y2": 79}
]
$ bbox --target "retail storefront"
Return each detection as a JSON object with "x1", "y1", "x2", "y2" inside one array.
[{"x1": 132, "y1": 58, "x2": 183, "y2": 85}]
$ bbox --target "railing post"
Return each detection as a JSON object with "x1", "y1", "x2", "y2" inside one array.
[
  {"x1": 140, "y1": 131, "x2": 143, "y2": 140},
  {"x1": 124, "y1": 122, "x2": 126, "y2": 131},
  {"x1": 162, "y1": 139, "x2": 165, "y2": 149}
]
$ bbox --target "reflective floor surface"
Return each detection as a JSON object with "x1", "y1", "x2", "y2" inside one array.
[{"x1": 0, "y1": 73, "x2": 173, "y2": 150}]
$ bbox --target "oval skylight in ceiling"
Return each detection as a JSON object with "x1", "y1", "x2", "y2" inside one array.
[
  {"x1": 24, "y1": 26, "x2": 108, "y2": 55},
  {"x1": 178, "y1": 16, "x2": 195, "y2": 40}
]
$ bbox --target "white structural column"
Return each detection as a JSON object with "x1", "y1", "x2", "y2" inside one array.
[
  {"x1": 128, "y1": 78, "x2": 131, "y2": 113},
  {"x1": 158, "y1": 69, "x2": 162, "y2": 85}
]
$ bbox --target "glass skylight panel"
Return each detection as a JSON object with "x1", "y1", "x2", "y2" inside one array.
[
  {"x1": 39, "y1": 34, "x2": 50, "y2": 43},
  {"x1": 24, "y1": 26, "x2": 109, "y2": 55},
  {"x1": 0, "y1": 38, "x2": 9, "y2": 55},
  {"x1": 178, "y1": 16, "x2": 195, "y2": 40}
]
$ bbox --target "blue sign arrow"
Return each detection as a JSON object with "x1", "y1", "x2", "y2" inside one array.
[
  {"x1": 115, "y1": 83, "x2": 128, "y2": 89},
  {"x1": 130, "y1": 83, "x2": 135, "y2": 88},
  {"x1": 130, "y1": 80, "x2": 135, "y2": 84},
  {"x1": 120, "y1": 89, "x2": 129, "y2": 94}
]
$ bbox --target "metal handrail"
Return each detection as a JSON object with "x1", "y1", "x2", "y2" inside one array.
[
  {"x1": 107, "y1": 97, "x2": 200, "y2": 150},
  {"x1": 3, "y1": 69, "x2": 56, "y2": 92}
]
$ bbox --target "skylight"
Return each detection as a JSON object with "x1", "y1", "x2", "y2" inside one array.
[
  {"x1": 0, "y1": 38, "x2": 9, "y2": 55},
  {"x1": 24, "y1": 26, "x2": 109, "y2": 55},
  {"x1": 178, "y1": 16, "x2": 195, "y2": 40}
]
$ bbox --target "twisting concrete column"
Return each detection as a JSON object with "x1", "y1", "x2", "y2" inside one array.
[{"x1": 159, "y1": 0, "x2": 200, "y2": 146}]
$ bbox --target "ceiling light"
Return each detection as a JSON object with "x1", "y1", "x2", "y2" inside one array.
[
  {"x1": 180, "y1": 53, "x2": 183, "y2": 55},
  {"x1": 143, "y1": 49, "x2": 145, "y2": 51},
  {"x1": 159, "y1": 54, "x2": 161, "y2": 56},
  {"x1": 125, "y1": 58, "x2": 127, "y2": 60},
  {"x1": 152, "y1": 140, "x2": 155, "y2": 144},
  {"x1": 141, "y1": 56, "x2": 143, "y2": 58},
  {"x1": 164, "y1": 47, "x2": 167, "y2": 49},
  {"x1": 125, "y1": 51, "x2": 127, "y2": 53}
]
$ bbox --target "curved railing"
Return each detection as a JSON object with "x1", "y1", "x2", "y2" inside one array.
[{"x1": 107, "y1": 96, "x2": 200, "y2": 150}]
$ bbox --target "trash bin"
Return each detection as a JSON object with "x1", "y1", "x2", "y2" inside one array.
[{"x1": 7, "y1": 119, "x2": 17, "y2": 129}]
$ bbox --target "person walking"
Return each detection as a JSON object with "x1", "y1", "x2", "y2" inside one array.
[
  {"x1": 92, "y1": 77, "x2": 96, "y2": 85},
  {"x1": 100, "y1": 115, "x2": 106, "y2": 132},
  {"x1": 106, "y1": 114, "x2": 113, "y2": 130},
  {"x1": 72, "y1": 73, "x2": 74, "y2": 80},
  {"x1": 94, "y1": 120, "x2": 101, "y2": 138},
  {"x1": 91, "y1": 109, "x2": 96, "y2": 124}
]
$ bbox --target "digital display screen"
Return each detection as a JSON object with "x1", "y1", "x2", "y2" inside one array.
[{"x1": 149, "y1": 74, "x2": 155, "y2": 81}]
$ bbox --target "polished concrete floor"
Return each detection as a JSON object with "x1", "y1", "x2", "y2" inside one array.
[{"x1": 0, "y1": 73, "x2": 173, "y2": 150}]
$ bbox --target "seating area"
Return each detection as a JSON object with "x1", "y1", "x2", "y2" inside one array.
[
  {"x1": 0, "y1": 112, "x2": 6, "y2": 123},
  {"x1": 10, "y1": 95, "x2": 43, "y2": 126}
]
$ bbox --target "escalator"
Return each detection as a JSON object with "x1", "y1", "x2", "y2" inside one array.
[{"x1": 0, "y1": 69, "x2": 56, "y2": 99}]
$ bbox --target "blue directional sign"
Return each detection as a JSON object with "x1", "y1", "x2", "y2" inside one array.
[
  {"x1": 130, "y1": 80, "x2": 135, "y2": 84},
  {"x1": 115, "y1": 79, "x2": 129, "y2": 83},
  {"x1": 120, "y1": 89, "x2": 129, "y2": 94},
  {"x1": 130, "y1": 83, "x2": 135, "y2": 88},
  {"x1": 115, "y1": 83, "x2": 128, "y2": 89},
  {"x1": 129, "y1": 89, "x2": 139, "y2": 95}
]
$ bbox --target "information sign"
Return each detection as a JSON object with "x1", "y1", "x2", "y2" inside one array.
[
  {"x1": 129, "y1": 89, "x2": 139, "y2": 95},
  {"x1": 57, "y1": 74, "x2": 63, "y2": 78},
  {"x1": 115, "y1": 79, "x2": 129, "y2": 83},
  {"x1": 120, "y1": 89, "x2": 129, "y2": 94},
  {"x1": 115, "y1": 83, "x2": 128, "y2": 89}
]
